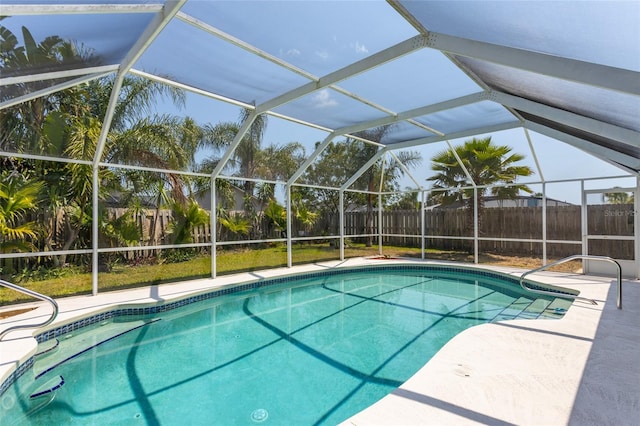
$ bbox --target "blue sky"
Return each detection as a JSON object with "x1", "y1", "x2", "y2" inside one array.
[
  {"x1": 142, "y1": 1, "x2": 636, "y2": 205},
  {"x1": 4, "y1": 1, "x2": 635, "y2": 205},
  {"x1": 155, "y1": 89, "x2": 634, "y2": 206}
]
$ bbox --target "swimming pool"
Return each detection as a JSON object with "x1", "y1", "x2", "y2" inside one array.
[{"x1": 1, "y1": 265, "x2": 573, "y2": 425}]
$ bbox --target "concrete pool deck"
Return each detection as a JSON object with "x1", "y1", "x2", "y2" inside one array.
[{"x1": 1, "y1": 258, "x2": 638, "y2": 425}]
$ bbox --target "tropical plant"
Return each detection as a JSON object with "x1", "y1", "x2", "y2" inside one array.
[
  {"x1": 199, "y1": 108, "x2": 267, "y2": 193},
  {"x1": 165, "y1": 199, "x2": 210, "y2": 245},
  {"x1": 1, "y1": 24, "x2": 193, "y2": 269},
  {"x1": 428, "y1": 136, "x2": 534, "y2": 234},
  {"x1": 218, "y1": 213, "x2": 252, "y2": 239},
  {"x1": 0, "y1": 170, "x2": 43, "y2": 253},
  {"x1": 263, "y1": 199, "x2": 287, "y2": 237}
]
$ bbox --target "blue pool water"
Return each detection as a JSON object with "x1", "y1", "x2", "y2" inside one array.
[{"x1": 1, "y1": 266, "x2": 572, "y2": 425}]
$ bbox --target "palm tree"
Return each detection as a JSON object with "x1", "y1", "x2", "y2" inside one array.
[
  {"x1": 428, "y1": 136, "x2": 534, "y2": 235},
  {"x1": 199, "y1": 108, "x2": 268, "y2": 196}
]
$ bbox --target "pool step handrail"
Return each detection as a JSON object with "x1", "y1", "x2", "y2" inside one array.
[
  {"x1": 519, "y1": 254, "x2": 622, "y2": 309},
  {"x1": 0, "y1": 279, "x2": 59, "y2": 340}
]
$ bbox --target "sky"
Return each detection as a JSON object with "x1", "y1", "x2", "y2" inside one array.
[
  {"x1": 142, "y1": 0, "x2": 636, "y2": 206},
  {"x1": 5, "y1": 1, "x2": 637, "y2": 205},
  {"x1": 154, "y1": 90, "x2": 635, "y2": 206}
]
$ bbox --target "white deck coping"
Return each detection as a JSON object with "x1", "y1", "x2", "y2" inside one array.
[{"x1": 1, "y1": 258, "x2": 638, "y2": 425}]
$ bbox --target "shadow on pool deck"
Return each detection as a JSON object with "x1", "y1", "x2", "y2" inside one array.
[
  {"x1": 568, "y1": 279, "x2": 640, "y2": 426},
  {"x1": 340, "y1": 270, "x2": 640, "y2": 426}
]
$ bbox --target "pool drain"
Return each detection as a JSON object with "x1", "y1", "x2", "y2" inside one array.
[{"x1": 251, "y1": 408, "x2": 268, "y2": 423}]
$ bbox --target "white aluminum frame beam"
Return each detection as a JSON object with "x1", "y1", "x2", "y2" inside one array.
[
  {"x1": 91, "y1": 0, "x2": 187, "y2": 295},
  {"x1": 491, "y1": 90, "x2": 640, "y2": 147},
  {"x1": 525, "y1": 122, "x2": 640, "y2": 174},
  {"x1": 287, "y1": 133, "x2": 337, "y2": 186},
  {"x1": 523, "y1": 127, "x2": 545, "y2": 182},
  {"x1": 0, "y1": 65, "x2": 119, "y2": 87},
  {"x1": 341, "y1": 148, "x2": 387, "y2": 191},
  {"x1": 255, "y1": 35, "x2": 429, "y2": 114},
  {"x1": 386, "y1": 121, "x2": 522, "y2": 151},
  {"x1": 93, "y1": 1, "x2": 187, "y2": 166},
  {"x1": 0, "y1": 3, "x2": 163, "y2": 15},
  {"x1": 425, "y1": 31, "x2": 640, "y2": 95},
  {"x1": 0, "y1": 70, "x2": 114, "y2": 110},
  {"x1": 178, "y1": 11, "x2": 398, "y2": 118},
  {"x1": 334, "y1": 91, "x2": 487, "y2": 137}
]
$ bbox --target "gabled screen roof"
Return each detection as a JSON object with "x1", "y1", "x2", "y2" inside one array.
[{"x1": 1, "y1": 0, "x2": 639, "y2": 175}]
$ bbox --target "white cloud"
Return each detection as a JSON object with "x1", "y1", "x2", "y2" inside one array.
[
  {"x1": 315, "y1": 49, "x2": 329, "y2": 60},
  {"x1": 351, "y1": 41, "x2": 369, "y2": 54},
  {"x1": 312, "y1": 89, "x2": 338, "y2": 108},
  {"x1": 286, "y1": 48, "x2": 301, "y2": 56}
]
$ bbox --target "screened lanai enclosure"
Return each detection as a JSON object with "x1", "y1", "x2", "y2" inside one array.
[{"x1": 1, "y1": 1, "x2": 639, "y2": 302}]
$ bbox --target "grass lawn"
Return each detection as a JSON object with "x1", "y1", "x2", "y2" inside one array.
[{"x1": 0, "y1": 243, "x2": 579, "y2": 307}]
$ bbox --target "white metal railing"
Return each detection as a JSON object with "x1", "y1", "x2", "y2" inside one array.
[
  {"x1": 0, "y1": 279, "x2": 59, "y2": 340},
  {"x1": 519, "y1": 254, "x2": 622, "y2": 309}
]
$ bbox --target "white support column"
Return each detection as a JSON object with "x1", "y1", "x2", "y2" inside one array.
[
  {"x1": 581, "y1": 180, "x2": 588, "y2": 272},
  {"x1": 635, "y1": 175, "x2": 640, "y2": 279},
  {"x1": 91, "y1": 166, "x2": 99, "y2": 296},
  {"x1": 421, "y1": 191, "x2": 426, "y2": 260},
  {"x1": 90, "y1": 1, "x2": 186, "y2": 294},
  {"x1": 287, "y1": 185, "x2": 292, "y2": 268},
  {"x1": 474, "y1": 187, "x2": 479, "y2": 264},
  {"x1": 378, "y1": 193, "x2": 383, "y2": 255},
  {"x1": 339, "y1": 191, "x2": 345, "y2": 261},
  {"x1": 542, "y1": 182, "x2": 547, "y2": 265},
  {"x1": 211, "y1": 177, "x2": 217, "y2": 279}
]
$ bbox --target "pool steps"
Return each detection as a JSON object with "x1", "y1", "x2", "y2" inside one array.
[
  {"x1": 29, "y1": 375, "x2": 65, "y2": 399},
  {"x1": 493, "y1": 297, "x2": 566, "y2": 321}
]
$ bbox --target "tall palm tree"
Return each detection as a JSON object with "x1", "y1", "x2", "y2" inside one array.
[
  {"x1": 428, "y1": 136, "x2": 534, "y2": 234},
  {"x1": 199, "y1": 108, "x2": 268, "y2": 196}
]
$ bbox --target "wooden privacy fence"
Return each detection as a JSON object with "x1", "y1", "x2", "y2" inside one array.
[
  {"x1": 339, "y1": 205, "x2": 635, "y2": 259},
  {"x1": 49, "y1": 205, "x2": 634, "y2": 259}
]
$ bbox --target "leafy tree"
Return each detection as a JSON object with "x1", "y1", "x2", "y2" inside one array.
[
  {"x1": 428, "y1": 136, "x2": 534, "y2": 235},
  {"x1": 304, "y1": 126, "x2": 421, "y2": 245},
  {"x1": 604, "y1": 189, "x2": 634, "y2": 204},
  {"x1": 1, "y1": 25, "x2": 193, "y2": 268},
  {"x1": 387, "y1": 189, "x2": 420, "y2": 210}
]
